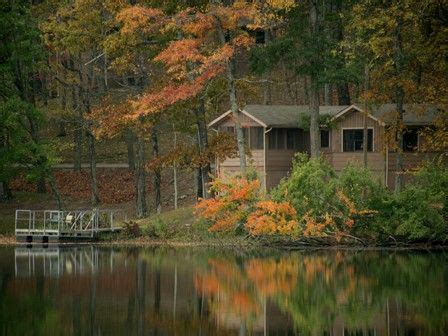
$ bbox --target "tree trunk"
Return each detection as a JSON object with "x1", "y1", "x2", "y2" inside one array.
[
  {"x1": 173, "y1": 125, "x2": 178, "y2": 209},
  {"x1": 394, "y1": 17, "x2": 405, "y2": 193},
  {"x1": 27, "y1": 114, "x2": 46, "y2": 193},
  {"x1": 125, "y1": 129, "x2": 136, "y2": 170},
  {"x1": 194, "y1": 99, "x2": 211, "y2": 199},
  {"x1": 309, "y1": 74, "x2": 320, "y2": 158},
  {"x1": 135, "y1": 136, "x2": 148, "y2": 218},
  {"x1": 73, "y1": 59, "x2": 82, "y2": 172},
  {"x1": 334, "y1": 0, "x2": 351, "y2": 106},
  {"x1": 151, "y1": 128, "x2": 162, "y2": 214},
  {"x1": 83, "y1": 55, "x2": 100, "y2": 205},
  {"x1": 337, "y1": 83, "x2": 351, "y2": 105},
  {"x1": 214, "y1": 13, "x2": 247, "y2": 175},
  {"x1": 363, "y1": 66, "x2": 369, "y2": 168},
  {"x1": 309, "y1": 0, "x2": 320, "y2": 159},
  {"x1": 324, "y1": 83, "x2": 331, "y2": 105},
  {"x1": 0, "y1": 182, "x2": 12, "y2": 201},
  {"x1": 48, "y1": 173, "x2": 62, "y2": 210},
  {"x1": 88, "y1": 132, "x2": 100, "y2": 206}
]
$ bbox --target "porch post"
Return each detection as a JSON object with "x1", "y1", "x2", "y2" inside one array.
[{"x1": 263, "y1": 127, "x2": 267, "y2": 191}]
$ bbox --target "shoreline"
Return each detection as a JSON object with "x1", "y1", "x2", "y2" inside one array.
[{"x1": 1, "y1": 234, "x2": 447, "y2": 251}]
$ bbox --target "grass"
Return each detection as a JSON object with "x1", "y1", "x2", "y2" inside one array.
[
  {"x1": 107, "y1": 206, "x2": 254, "y2": 247},
  {"x1": 0, "y1": 192, "x2": 252, "y2": 248}
]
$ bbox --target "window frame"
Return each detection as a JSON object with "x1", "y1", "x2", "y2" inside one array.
[{"x1": 341, "y1": 127, "x2": 375, "y2": 152}]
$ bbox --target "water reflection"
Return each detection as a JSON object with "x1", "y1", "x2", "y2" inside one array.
[{"x1": 0, "y1": 246, "x2": 447, "y2": 335}]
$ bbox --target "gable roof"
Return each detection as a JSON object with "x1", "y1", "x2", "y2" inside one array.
[
  {"x1": 208, "y1": 104, "x2": 442, "y2": 128},
  {"x1": 208, "y1": 105, "x2": 350, "y2": 128}
]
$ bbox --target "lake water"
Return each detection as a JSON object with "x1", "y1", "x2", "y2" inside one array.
[{"x1": 0, "y1": 246, "x2": 447, "y2": 335}]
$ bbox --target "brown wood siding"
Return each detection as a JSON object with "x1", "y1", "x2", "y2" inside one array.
[
  {"x1": 265, "y1": 149, "x2": 297, "y2": 189},
  {"x1": 325, "y1": 152, "x2": 386, "y2": 172},
  {"x1": 219, "y1": 149, "x2": 264, "y2": 169},
  {"x1": 266, "y1": 149, "x2": 296, "y2": 169},
  {"x1": 266, "y1": 170, "x2": 290, "y2": 190},
  {"x1": 331, "y1": 111, "x2": 383, "y2": 153}
]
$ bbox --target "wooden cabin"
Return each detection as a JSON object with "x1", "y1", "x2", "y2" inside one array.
[{"x1": 208, "y1": 104, "x2": 443, "y2": 190}]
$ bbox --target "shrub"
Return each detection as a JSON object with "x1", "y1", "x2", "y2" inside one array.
[
  {"x1": 143, "y1": 217, "x2": 171, "y2": 239},
  {"x1": 271, "y1": 153, "x2": 337, "y2": 219},
  {"x1": 123, "y1": 221, "x2": 142, "y2": 238},
  {"x1": 337, "y1": 163, "x2": 392, "y2": 238},
  {"x1": 246, "y1": 201, "x2": 299, "y2": 236},
  {"x1": 194, "y1": 176, "x2": 261, "y2": 233},
  {"x1": 390, "y1": 159, "x2": 448, "y2": 242},
  {"x1": 271, "y1": 154, "x2": 377, "y2": 240}
]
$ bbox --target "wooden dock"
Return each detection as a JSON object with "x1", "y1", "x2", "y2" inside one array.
[{"x1": 15, "y1": 209, "x2": 126, "y2": 243}]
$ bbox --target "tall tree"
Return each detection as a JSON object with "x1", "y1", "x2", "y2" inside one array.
[
  {"x1": 250, "y1": 1, "x2": 358, "y2": 158},
  {"x1": 346, "y1": 0, "x2": 448, "y2": 191},
  {"x1": 0, "y1": 0, "x2": 61, "y2": 205},
  {"x1": 116, "y1": 2, "x2": 259, "y2": 176}
]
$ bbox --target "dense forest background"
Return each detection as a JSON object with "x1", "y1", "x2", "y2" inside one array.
[{"x1": 1, "y1": 0, "x2": 447, "y2": 218}]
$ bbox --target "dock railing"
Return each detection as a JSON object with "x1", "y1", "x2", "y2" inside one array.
[{"x1": 15, "y1": 209, "x2": 126, "y2": 238}]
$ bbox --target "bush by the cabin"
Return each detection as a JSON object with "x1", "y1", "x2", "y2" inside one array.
[
  {"x1": 194, "y1": 177, "x2": 261, "y2": 233},
  {"x1": 388, "y1": 159, "x2": 448, "y2": 242},
  {"x1": 271, "y1": 154, "x2": 379, "y2": 241},
  {"x1": 195, "y1": 155, "x2": 448, "y2": 244}
]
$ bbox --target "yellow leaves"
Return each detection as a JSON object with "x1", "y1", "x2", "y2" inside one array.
[
  {"x1": 302, "y1": 211, "x2": 333, "y2": 237},
  {"x1": 336, "y1": 190, "x2": 357, "y2": 216},
  {"x1": 116, "y1": 6, "x2": 165, "y2": 35},
  {"x1": 246, "y1": 200, "x2": 299, "y2": 236},
  {"x1": 265, "y1": 0, "x2": 295, "y2": 10}
]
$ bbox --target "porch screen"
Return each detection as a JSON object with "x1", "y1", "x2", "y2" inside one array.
[
  {"x1": 268, "y1": 129, "x2": 286, "y2": 149},
  {"x1": 249, "y1": 127, "x2": 264, "y2": 149},
  {"x1": 343, "y1": 129, "x2": 373, "y2": 152}
]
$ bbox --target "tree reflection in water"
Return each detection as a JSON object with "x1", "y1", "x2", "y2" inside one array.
[{"x1": 1, "y1": 246, "x2": 447, "y2": 335}]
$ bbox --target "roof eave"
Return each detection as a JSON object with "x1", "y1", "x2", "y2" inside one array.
[
  {"x1": 331, "y1": 104, "x2": 386, "y2": 126},
  {"x1": 207, "y1": 109, "x2": 268, "y2": 128}
]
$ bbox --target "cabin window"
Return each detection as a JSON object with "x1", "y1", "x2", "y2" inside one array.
[
  {"x1": 343, "y1": 129, "x2": 373, "y2": 152},
  {"x1": 320, "y1": 130, "x2": 330, "y2": 148},
  {"x1": 286, "y1": 129, "x2": 300, "y2": 150},
  {"x1": 268, "y1": 128, "x2": 286, "y2": 149},
  {"x1": 402, "y1": 129, "x2": 419, "y2": 152},
  {"x1": 250, "y1": 127, "x2": 264, "y2": 150}
]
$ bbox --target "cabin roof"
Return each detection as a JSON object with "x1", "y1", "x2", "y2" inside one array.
[
  {"x1": 244, "y1": 105, "x2": 350, "y2": 127},
  {"x1": 208, "y1": 104, "x2": 442, "y2": 128},
  {"x1": 369, "y1": 104, "x2": 440, "y2": 126}
]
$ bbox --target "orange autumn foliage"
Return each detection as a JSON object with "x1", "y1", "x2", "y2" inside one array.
[
  {"x1": 302, "y1": 212, "x2": 334, "y2": 237},
  {"x1": 246, "y1": 200, "x2": 299, "y2": 236},
  {"x1": 116, "y1": 6, "x2": 164, "y2": 34},
  {"x1": 194, "y1": 177, "x2": 260, "y2": 233}
]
